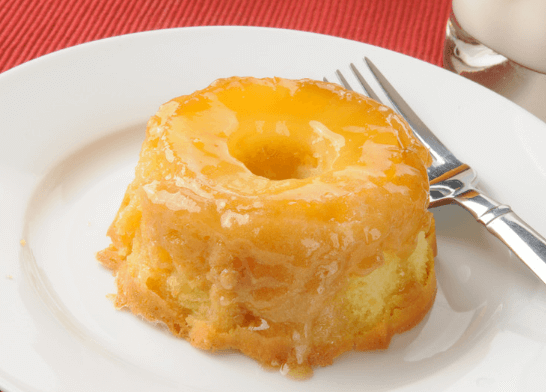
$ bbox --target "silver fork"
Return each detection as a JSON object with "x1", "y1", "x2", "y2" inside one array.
[{"x1": 327, "y1": 57, "x2": 546, "y2": 285}]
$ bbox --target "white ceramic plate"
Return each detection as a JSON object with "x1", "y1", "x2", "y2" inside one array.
[{"x1": 1, "y1": 27, "x2": 546, "y2": 392}]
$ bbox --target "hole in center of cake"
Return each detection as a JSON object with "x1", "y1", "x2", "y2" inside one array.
[
  {"x1": 231, "y1": 137, "x2": 319, "y2": 180},
  {"x1": 227, "y1": 119, "x2": 343, "y2": 181}
]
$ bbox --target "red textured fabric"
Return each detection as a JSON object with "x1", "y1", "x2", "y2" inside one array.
[{"x1": 0, "y1": 0, "x2": 451, "y2": 74}]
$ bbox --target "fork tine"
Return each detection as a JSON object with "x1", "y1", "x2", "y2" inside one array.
[
  {"x1": 335, "y1": 70, "x2": 353, "y2": 91},
  {"x1": 364, "y1": 57, "x2": 432, "y2": 139},
  {"x1": 363, "y1": 57, "x2": 460, "y2": 164},
  {"x1": 323, "y1": 77, "x2": 329, "y2": 82},
  {"x1": 349, "y1": 63, "x2": 382, "y2": 103}
]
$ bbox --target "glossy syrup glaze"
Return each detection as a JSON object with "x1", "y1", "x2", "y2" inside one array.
[{"x1": 98, "y1": 77, "x2": 435, "y2": 377}]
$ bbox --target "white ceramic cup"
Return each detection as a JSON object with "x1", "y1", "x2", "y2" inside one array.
[{"x1": 443, "y1": 0, "x2": 546, "y2": 123}]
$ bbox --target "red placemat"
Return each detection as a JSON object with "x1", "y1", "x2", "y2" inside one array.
[{"x1": 0, "y1": 0, "x2": 451, "y2": 74}]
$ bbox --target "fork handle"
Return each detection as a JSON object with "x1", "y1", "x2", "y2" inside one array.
[{"x1": 454, "y1": 189, "x2": 546, "y2": 284}]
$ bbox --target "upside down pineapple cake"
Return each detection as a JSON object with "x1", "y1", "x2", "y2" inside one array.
[{"x1": 97, "y1": 76, "x2": 437, "y2": 378}]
